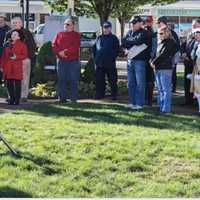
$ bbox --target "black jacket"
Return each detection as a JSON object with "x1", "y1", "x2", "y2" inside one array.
[
  {"x1": 0, "y1": 25, "x2": 10, "y2": 56},
  {"x1": 152, "y1": 38, "x2": 178, "y2": 70},
  {"x1": 121, "y1": 28, "x2": 149, "y2": 60}
]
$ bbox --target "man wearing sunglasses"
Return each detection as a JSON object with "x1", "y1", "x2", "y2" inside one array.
[
  {"x1": 156, "y1": 16, "x2": 180, "y2": 93},
  {"x1": 52, "y1": 18, "x2": 80, "y2": 103}
]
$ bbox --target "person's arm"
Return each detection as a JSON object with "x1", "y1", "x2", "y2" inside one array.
[
  {"x1": 52, "y1": 33, "x2": 61, "y2": 55},
  {"x1": 13, "y1": 43, "x2": 28, "y2": 61},
  {"x1": 112, "y1": 36, "x2": 120, "y2": 59},
  {"x1": 122, "y1": 30, "x2": 148, "y2": 49},
  {"x1": 152, "y1": 40, "x2": 178, "y2": 66},
  {"x1": 171, "y1": 30, "x2": 181, "y2": 51}
]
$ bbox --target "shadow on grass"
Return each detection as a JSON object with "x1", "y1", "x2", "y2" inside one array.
[
  {"x1": 17, "y1": 102, "x2": 200, "y2": 132},
  {"x1": 0, "y1": 187, "x2": 32, "y2": 197},
  {"x1": 0, "y1": 151, "x2": 61, "y2": 176}
]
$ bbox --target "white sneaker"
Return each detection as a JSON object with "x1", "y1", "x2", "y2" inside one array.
[
  {"x1": 126, "y1": 104, "x2": 134, "y2": 109},
  {"x1": 132, "y1": 105, "x2": 143, "y2": 110}
]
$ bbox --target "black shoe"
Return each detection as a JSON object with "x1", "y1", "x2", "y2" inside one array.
[
  {"x1": 8, "y1": 100, "x2": 15, "y2": 105},
  {"x1": 59, "y1": 99, "x2": 67, "y2": 104},
  {"x1": 112, "y1": 96, "x2": 117, "y2": 101},
  {"x1": 14, "y1": 100, "x2": 20, "y2": 105}
]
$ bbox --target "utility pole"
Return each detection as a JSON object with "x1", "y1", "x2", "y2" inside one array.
[
  {"x1": 25, "y1": 0, "x2": 29, "y2": 30},
  {"x1": 68, "y1": 0, "x2": 75, "y2": 16},
  {"x1": 20, "y1": 0, "x2": 25, "y2": 27}
]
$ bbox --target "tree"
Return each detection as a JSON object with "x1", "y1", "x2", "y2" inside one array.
[
  {"x1": 46, "y1": 0, "x2": 118, "y2": 26},
  {"x1": 46, "y1": 0, "x2": 179, "y2": 33},
  {"x1": 112, "y1": 0, "x2": 178, "y2": 38}
]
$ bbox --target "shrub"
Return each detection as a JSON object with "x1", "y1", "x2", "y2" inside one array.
[
  {"x1": 33, "y1": 41, "x2": 57, "y2": 85},
  {"x1": 30, "y1": 82, "x2": 56, "y2": 98}
]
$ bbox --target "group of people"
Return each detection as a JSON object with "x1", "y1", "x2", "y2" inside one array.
[
  {"x1": 0, "y1": 14, "x2": 199, "y2": 113},
  {"x1": 0, "y1": 16, "x2": 36, "y2": 105},
  {"x1": 91, "y1": 16, "x2": 200, "y2": 113},
  {"x1": 92, "y1": 15, "x2": 180, "y2": 113},
  {"x1": 52, "y1": 16, "x2": 200, "y2": 114}
]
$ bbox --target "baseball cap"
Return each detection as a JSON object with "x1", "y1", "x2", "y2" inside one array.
[
  {"x1": 129, "y1": 16, "x2": 143, "y2": 24},
  {"x1": 103, "y1": 21, "x2": 112, "y2": 28}
]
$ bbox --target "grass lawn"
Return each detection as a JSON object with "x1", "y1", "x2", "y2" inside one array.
[{"x1": 0, "y1": 99, "x2": 200, "y2": 198}]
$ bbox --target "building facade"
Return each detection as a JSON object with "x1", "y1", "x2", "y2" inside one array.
[{"x1": 0, "y1": 0, "x2": 51, "y2": 30}]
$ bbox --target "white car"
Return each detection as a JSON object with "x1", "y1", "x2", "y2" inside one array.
[{"x1": 34, "y1": 24, "x2": 45, "y2": 47}]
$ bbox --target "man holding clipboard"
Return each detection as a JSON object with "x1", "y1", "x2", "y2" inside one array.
[{"x1": 122, "y1": 16, "x2": 149, "y2": 109}]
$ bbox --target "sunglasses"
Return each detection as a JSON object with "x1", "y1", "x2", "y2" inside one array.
[
  {"x1": 158, "y1": 32, "x2": 164, "y2": 35},
  {"x1": 64, "y1": 23, "x2": 72, "y2": 26}
]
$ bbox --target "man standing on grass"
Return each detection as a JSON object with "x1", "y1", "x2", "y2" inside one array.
[
  {"x1": 122, "y1": 16, "x2": 149, "y2": 110},
  {"x1": 93, "y1": 21, "x2": 120, "y2": 100},
  {"x1": 52, "y1": 18, "x2": 80, "y2": 103}
]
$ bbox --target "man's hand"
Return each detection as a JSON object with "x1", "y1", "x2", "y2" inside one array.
[
  {"x1": 58, "y1": 50, "x2": 68, "y2": 58},
  {"x1": 10, "y1": 54, "x2": 16, "y2": 60},
  {"x1": 150, "y1": 60, "x2": 155, "y2": 69}
]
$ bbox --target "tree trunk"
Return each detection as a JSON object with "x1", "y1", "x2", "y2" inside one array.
[{"x1": 118, "y1": 16, "x2": 125, "y2": 39}]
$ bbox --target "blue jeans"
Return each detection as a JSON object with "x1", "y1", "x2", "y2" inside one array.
[
  {"x1": 155, "y1": 70, "x2": 172, "y2": 112},
  {"x1": 127, "y1": 59, "x2": 146, "y2": 106},
  {"x1": 58, "y1": 60, "x2": 80, "y2": 101}
]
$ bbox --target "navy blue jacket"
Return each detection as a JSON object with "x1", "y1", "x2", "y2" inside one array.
[
  {"x1": 0, "y1": 25, "x2": 10, "y2": 56},
  {"x1": 121, "y1": 28, "x2": 150, "y2": 60},
  {"x1": 93, "y1": 33, "x2": 120, "y2": 67}
]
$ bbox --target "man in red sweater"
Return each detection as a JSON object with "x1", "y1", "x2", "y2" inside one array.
[{"x1": 52, "y1": 18, "x2": 80, "y2": 103}]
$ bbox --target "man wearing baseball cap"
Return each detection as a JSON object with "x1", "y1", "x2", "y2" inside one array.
[
  {"x1": 122, "y1": 16, "x2": 149, "y2": 109},
  {"x1": 93, "y1": 21, "x2": 120, "y2": 100}
]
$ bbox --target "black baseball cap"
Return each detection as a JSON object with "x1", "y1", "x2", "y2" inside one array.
[
  {"x1": 103, "y1": 21, "x2": 112, "y2": 28},
  {"x1": 129, "y1": 16, "x2": 143, "y2": 24}
]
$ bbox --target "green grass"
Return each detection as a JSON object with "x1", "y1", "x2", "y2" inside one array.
[{"x1": 0, "y1": 101, "x2": 200, "y2": 197}]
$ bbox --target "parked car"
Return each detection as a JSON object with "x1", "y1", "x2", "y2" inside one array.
[
  {"x1": 33, "y1": 24, "x2": 45, "y2": 48},
  {"x1": 34, "y1": 24, "x2": 97, "y2": 48},
  {"x1": 80, "y1": 31, "x2": 97, "y2": 48}
]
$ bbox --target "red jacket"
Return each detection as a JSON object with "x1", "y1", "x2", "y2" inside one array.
[
  {"x1": 52, "y1": 31, "x2": 80, "y2": 61},
  {"x1": 0, "y1": 39, "x2": 28, "y2": 80}
]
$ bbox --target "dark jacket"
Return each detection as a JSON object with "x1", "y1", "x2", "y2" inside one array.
[
  {"x1": 93, "y1": 33, "x2": 119, "y2": 67},
  {"x1": 0, "y1": 25, "x2": 10, "y2": 56},
  {"x1": 153, "y1": 29, "x2": 180, "y2": 58},
  {"x1": 121, "y1": 28, "x2": 149, "y2": 60},
  {"x1": 152, "y1": 38, "x2": 178, "y2": 70},
  {"x1": 5, "y1": 28, "x2": 36, "y2": 59}
]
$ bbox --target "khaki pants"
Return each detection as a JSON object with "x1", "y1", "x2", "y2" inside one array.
[{"x1": 21, "y1": 58, "x2": 31, "y2": 99}]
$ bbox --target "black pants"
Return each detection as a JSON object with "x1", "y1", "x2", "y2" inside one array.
[
  {"x1": 172, "y1": 65, "x2": 177, "y2": 92},
  {"x1": 184, "y1": 59, "x2": 194, "y2": 105},
  {"x1": 7, "y1": 79, "x2": 21, "y2": 104},
  {"x1": 95, "y1": 66, "x2": 118, "y2": 99},
  {"x1": 145, "y1": 63, "x2": 154, "y2": 106}
]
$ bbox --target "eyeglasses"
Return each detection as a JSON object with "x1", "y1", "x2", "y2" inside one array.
[{"x1": 64, "y1": 23, "x2": 72, "y2": 26}]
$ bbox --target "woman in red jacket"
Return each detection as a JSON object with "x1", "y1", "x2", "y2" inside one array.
[{"x1": 0, "y1": 29, "x2": 28, "y2": 105}]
